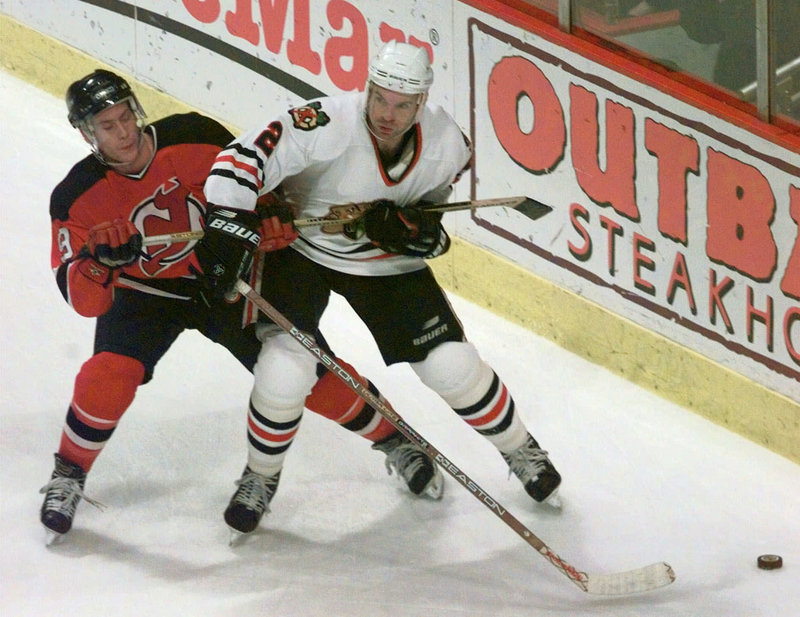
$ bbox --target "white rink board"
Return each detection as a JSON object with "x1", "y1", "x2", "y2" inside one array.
[{"x1": 2, "y1": 0, "x2": 797, "y2": 404}]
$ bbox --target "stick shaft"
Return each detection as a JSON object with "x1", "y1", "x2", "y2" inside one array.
[
  {"x1": 232, "y1": 279, "x2": 592, "y2": 592},
  {"x1": 136, "y1": 230, "x2": 675, "y2": 594},
  {"x1": 142, "y1": 195, "x2": 548, "y2": 246},
  {"x1": 231, "y1": 280, "x2": 675, "y2": 595}
]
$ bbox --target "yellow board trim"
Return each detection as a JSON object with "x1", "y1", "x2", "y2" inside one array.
[{"x1": 432, "y1": 239, "x2": 800, "y2": 465}]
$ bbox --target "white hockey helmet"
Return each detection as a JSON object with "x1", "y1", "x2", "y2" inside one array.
[{"x1": 367, "y1": 41, "x2": 433, "y2": 94}]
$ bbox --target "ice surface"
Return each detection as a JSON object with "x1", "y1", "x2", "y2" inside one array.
[{"x1": 1, "y1": 70, "x2": 798, "y2": 616}]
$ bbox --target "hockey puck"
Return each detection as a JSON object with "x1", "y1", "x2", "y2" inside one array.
[{"x1": 757, "y1": 554, "x2": 783, "y2": 570}]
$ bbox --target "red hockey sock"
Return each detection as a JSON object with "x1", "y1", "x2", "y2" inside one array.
[
  {"x1": 58, "y1": 352, "x2": 145, "y2": 471},
  {"x1": 305, "y1": 358, "x2": 396, "y2": 443}
]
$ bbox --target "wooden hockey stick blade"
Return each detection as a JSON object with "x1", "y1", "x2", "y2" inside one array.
[{"x1": 232, "y1": 278, "x2": 676, "y2": 596}]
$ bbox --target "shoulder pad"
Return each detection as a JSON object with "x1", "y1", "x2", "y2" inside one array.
[
  {"x1": 50, "y1": 156, "x2": 106, "y2": 222},
  {"x1": 153, "y1": 113, "x2": 234, "y2": 149}
]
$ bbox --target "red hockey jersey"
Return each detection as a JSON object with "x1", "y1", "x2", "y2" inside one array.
[{"x1": 50, "y1": 113, "x2": 233, "y2": 316}]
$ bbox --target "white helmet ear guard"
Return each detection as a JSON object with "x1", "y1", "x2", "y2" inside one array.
[{"x1": 367, "y1": 41, "x2": 433, "y2": 94}]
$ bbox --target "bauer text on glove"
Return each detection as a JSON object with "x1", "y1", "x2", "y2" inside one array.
[{"x1": 193, "y1": 206, "x2": 261, "y2": 298}]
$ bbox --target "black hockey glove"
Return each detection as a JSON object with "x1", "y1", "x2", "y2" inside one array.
[
  {"x1": 85, "y1": 219, "x2": 142, "y2": 268},
  {"x1": 193, "y1": 206, "x2": 261, "y2": 299},
  {"x1": 362, "y1": 200, "x2": 450, "y2": 258}
]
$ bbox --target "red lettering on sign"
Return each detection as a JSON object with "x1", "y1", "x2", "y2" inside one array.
[
  {"x1": 325, "y1": 0, "x2": 369, "y2": 91},
  {"x1": 746, "y1": 287, "x2": 774, "y2": 351},
  {"x1": 184, "y1": 1, "x2": 430, "y2": 93},
  {"x1": 784, "y1": 307, "x2": 800, "y2": 364},
  {"x1": 633, "y1": 232, "x2": 656, "y2": 295},
  {"x1": 287, "y1": 0, "x2": 320, "y2": 75},
  {"x1": 568, "y1": 203, "x2": 592, "y2": 261},
  {"x1": 487, "y1": 57, "x2": 565, "y2": 174},
  {"x1": 570, "y1": 85, "x2": 639, "y2": 221},
  {"x1": 667, "y1": 251, "x2": 697, "y2": 314},
  {"x1": 781, "y1": 185, "x2": 800, "y2": 300},
  {"x1": 706, "y1": 148, "x2": 777, "y2": 281},
  {"x1": 238, "y1": 0, "x2": 320, "y2": 73},
  {"x1": 379, "y1": 22, "x2": 405, "y2": 43},
  {"x1": 225, "y1": 0, "x2": 258, "y2": 45},
  {"x1": 599, "y1": 214, "x2": 623, "y2": 275},
  {"x1": 708, "y1": 269, "x2": 735, "y2": 333},
  {"x1": 644, "y1": 118, "x2": 699, "y2": 244},
  {"x1": 183, "y1": 0, "x2": 219, "y2": 23},
  {"x1": 256, "y1": 0, "x2": 289, "y2": 53}
]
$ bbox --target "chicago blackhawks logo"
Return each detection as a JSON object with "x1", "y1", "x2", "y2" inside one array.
[
  {"x1": 290, "y1": 101, "x2": 330, "y2": 131},
  {"x1": 130, "y1": 177, "x2": 205, "y2": 276},
  {"x1": 319, "y1": 202, "x2": 374, "y2": 237}
]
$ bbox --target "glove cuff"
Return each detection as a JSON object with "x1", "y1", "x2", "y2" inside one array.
[{"x1": 76, "y1": 257, "x2": 118, "y2": 287}]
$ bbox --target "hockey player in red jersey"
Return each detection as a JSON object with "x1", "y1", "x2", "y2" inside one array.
[
  {"x1": 201, "y1": 41, "x2": 562, "y2": 535},
  {"x1": 40, "y1": 69, "x2": 443, "y2": 544}
]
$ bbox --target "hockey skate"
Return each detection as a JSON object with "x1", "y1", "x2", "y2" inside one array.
[
  {"x1": 502, "y1": 434, "x2": 562, "y2": 507},
  {"x1": 39, "y1": 453, "x2": 103, "y2": 545},
  {"x1": 223, "y1": 467, "x2": 281, "y2": 542},
  {"x1": 372, "y1": 432, "x2": 444, "y2": 499}
]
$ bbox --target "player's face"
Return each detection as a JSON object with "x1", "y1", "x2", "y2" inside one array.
[
  {"x1": 89, "y1": 101, "x2": 145, "y2": 171},
  {"x1": 366, "y1": 85, "x2": 421, "y2": 144}
]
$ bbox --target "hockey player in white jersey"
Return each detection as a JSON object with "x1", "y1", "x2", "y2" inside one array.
[{"x1": 200, "y1": 40, "x2": 562, "y2": 535}]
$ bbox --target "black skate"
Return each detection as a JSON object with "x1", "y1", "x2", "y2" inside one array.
[
  {"x1": 372, "y1": 432, "x2": 444, "y2": 499},
  {"x1": 223, "y1": 467, "x2": 281, "y2": 541},
  {"x1": 502, "y1": 434, "x2": 562, "y2": 507},
  {"x1": 39, "y1": 453, "x2": 103, "y2": 544}
]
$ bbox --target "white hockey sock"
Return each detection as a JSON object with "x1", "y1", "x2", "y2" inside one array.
[
  {"x1": 411, "y1": 342, "x2": 528, "y2": 453},
  {"x1": 246, "y1": 332, "x2": 318, "y2": 476}
]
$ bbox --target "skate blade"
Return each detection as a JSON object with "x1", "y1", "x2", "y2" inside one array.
[
  {"x1": 44, "y1": 529, "x2": 64, "y2": 546},
  {"x1": 227, "y1": 528, "x2": 251, "y2": 546},
  {"x1": 540, "y1": 488, "x2": 562, "y2": 509},
  {"x1": 423, "y1": 470, "x2": 445, "y2": 500}
]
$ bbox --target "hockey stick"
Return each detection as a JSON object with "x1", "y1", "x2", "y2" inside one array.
[
  {"x1": 230, "y1": 277, "x2": 676, "y2": 596},
  {"x1": 295, "y1": 195, "x2": 551, "y2": 227},
  {"x1": 142, "y1": 196, "x2": 551, "y2": 246}
]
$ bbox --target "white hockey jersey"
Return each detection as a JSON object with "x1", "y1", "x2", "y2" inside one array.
[{"x1": 204, "y1": 92, "x2": 472, "y2": 276}]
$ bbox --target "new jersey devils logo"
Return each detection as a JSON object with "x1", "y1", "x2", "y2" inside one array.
[{"x1": 130, "y1": 177, "x2": 205, "y2": 276}]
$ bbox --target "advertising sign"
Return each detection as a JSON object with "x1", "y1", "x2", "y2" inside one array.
[{"x1": 459, "y1": 15, "x2": 799, "y2": 402}]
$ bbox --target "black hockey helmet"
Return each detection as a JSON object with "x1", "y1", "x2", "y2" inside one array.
[{"x1": 66, "y1": 69, "x2": 145, "y2": 129}]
